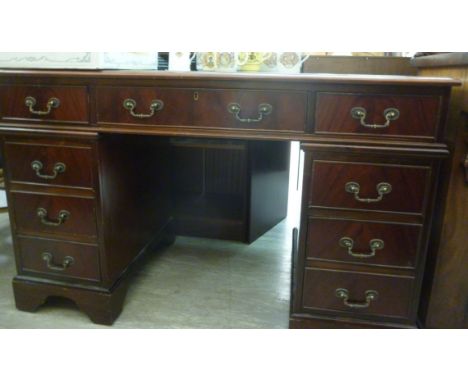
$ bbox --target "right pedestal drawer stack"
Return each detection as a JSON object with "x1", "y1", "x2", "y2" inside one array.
[{"x1": 290, "y1": 86, "x2": 452, "y2": 328}]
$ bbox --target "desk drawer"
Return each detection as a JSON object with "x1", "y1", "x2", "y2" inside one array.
[
  {"x1": 193, "y1": 89, "x2": 307, "y2": 131},
  {"x1": 97, "y1": 87, "x2": 195, "y2": 126},
  {"x1": 96, "y1": 87, "x2": 307, "y2": 132},
  {"x1": 11, "y1": 192, "x2": 97, "y2": 239},
  {"x1": 309, "y1": 161, "x2": 430, "y2": 214},
  {"x1": 315, "y1": 93, "x2": 440, "y2": 140},
  {"x1": 4, "y1": 141, "x2": 94, "y2": 189},
  {"x1": 17, "y1": 236, "x2": 100, "y2": 282},
  {"x1": 306, "y1": 218, "x2": 421, "y2": 268},
  {"x1": 302, "y1": 268, "x2": 414, "y2": 319},
  {"x1": 0, "y1": 85, "x2": 89, "y2": 123}
]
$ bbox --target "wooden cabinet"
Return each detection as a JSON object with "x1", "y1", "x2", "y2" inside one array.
[{"x1": 0, "y1": 70, "x2": 458, "y2": 327}]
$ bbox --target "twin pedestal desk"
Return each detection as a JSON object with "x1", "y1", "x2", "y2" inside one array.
[{"x1": 0, "y1": 70, "x2": 459, "y2": 328}]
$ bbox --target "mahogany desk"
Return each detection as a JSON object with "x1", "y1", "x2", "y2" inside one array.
[{"x1": 0, "y1": 70, "x2": 459, "y2": 328}]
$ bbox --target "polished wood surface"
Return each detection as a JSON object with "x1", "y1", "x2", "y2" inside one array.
[
  {"x1": 97, "y1": 86, "x2": 197, "y2": 126},
  {"x1": 12, "y1": 277, "x2": 129, "y2": 325},
  {"x1": 4, "y1": 139, "x2": 94, "y2": 189},
  {"x1": 0, "y1": 85, "x2": 89, "y2": 124},
  {"x1": 98, "y1": 87, "x2": 307, "y2": 132},
  {"x1": 97, "y1": 134, "x2": 173, "y2": 287},
  {"x1": 306, "y1": 218, "x2": 421, "y2": 268},
  {"x1": 17, "y1": 236, "x2": 100, "y2": 283},
  {"x1": 308, "y1": 161, "x2": 430, "y2": 214},
  {"x1": 412, "y1": 53, "x2": 468, "y2": 328},
  {"x1": 302, "y1": 268, "x2": 414, "y2": 320},
  {"x1": 315, "y1": 92, "x2": 440, "y2": 140},
  {"x1": 185, "y1": 89, "x2": 306, "y2": 132},
  {"x1": 10, "y1": 192, "x2": 97, "y2": 239},
  {"x1": 0, "y1": 69, "x2": 458, "y2": 86},
  {"x1": 292, "y1": 142, "x2": 446, "y2": 328},
  {"x1": 0, "y1": 70, "x2": 458, "y2": 327},
  {"x1": 303, "y1": 56, "x2": 418, "y2": 76}
]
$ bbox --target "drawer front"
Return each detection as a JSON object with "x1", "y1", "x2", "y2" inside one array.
[
  {"x1": 309, "y1": 161, "x2": 430, "y2": 214},
  {"x1": 302, "y1": 268, "x2": 414, "y2": 319},
  {"x1": 97, "y1": 86, "x2": 195, "y2": 126},
  {"x1": 0, "y1": 85, "x2": 89, "y2": 123},
  {"x1": 193, "y1": 89, "x2": 307, "y2": 131},
  {"x1": 11, "y1": 193, "x2": 97, "y2": 239},
  {"x1": 306, "y1": 218, "x2": 421, "y2": 268},
  {"x1": 4, "y1": 141, "x2": 94, "y2": 189},
  {"x1": 96, "y1": 87, "x2": 307, "y2": 132},
  {"x1": 315, "y1": 93, "x2": 440, "y2": 139},
  {"x1": 17, "y1": 236, "x2": 100, "y2": 282}
]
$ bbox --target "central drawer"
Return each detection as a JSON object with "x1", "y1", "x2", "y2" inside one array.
[
  {"x1": 10, "y1": 192, "x2": 97, "y2": 239},
  {"x1": 96, "y1": 87, "x2": 307, "y2": 132},
  {"x1": 309, "y1": 160, "x2": 431, "y2": 214}
]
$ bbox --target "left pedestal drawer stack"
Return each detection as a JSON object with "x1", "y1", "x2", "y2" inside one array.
[
  {"x1": 1, "y1": 131, "x2": 174, "y2": 325},
  {"x1": 0, "y1": 132, "x2": 112, "y2": 323},
  {"x1": 3, "y1": 134, "x2": 100, "y2": 280}
]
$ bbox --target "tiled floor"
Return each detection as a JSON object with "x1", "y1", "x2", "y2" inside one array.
[{"x1": 0, "y1": 211, "x2": 296, "y2": 328}]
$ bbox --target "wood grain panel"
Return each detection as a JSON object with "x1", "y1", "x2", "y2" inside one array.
[
  {"x1": 315, "y1": 92, "x2": 440, "y2": 139},
  {"x1": 0, "y1": 85, "x2": 89, "y2": 123},
  {"x1": 97, "y1": 135, "x2": 173, "y2": 285},
  {"x1": 306, "y1": 218, "x2": 422, "y2": 268},
  {"x1": 4, "y1": 141, "x2": 94, "y2": 188},
  {"x1": 96, "y1": 87, "x2": 196, "y2": 126},
  {"x1": 17, "y1": 236, "x2": 100, "y2": 282},
  {"x1": 96, "y1": 86, "x2": 307, "y2": 132},
  {"x1": 193, "y1": 89, "x2": 307, "y2": 132},
  {"x1": 309, "y1": 161, "x2": 430, "y2": 214},
  {"x1": 302, "y1": 268, "x2": 414, "y2": 319},
  {"x1": 10, "y1": 192, "x2": 97, "y2": 239}
]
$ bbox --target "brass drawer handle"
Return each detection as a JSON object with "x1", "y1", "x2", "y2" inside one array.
[
  {"x1": 123, "y1": 98, "x2": 164, "y2": 119},
  {"x1": 31, "y1": 160, "x2": 66, "y2": 180},
  {"x1": 351, "y1": 107, "x2": 400, "y2": 129},
  {"x1": 227, "y1": 103, "x2": 273, "y2": 123},
  {"x1": 42, "y1": 252, "x2": 74, "y2": 271},
  {"x1": 335, "y1": 288, "x2": 378, "y2": 309},
  {"x1": 37, "y1": 207, "x2": 70, "y2": 226},
  {"x1": 345, "y1": 181, "x2": 392, "y2": 203},
  {"x1": 339, "y1": 237, "x2": 384, "y2": 258},
  {"x1": 25, "y1": 96, "x2": 60, "y2": 116}
]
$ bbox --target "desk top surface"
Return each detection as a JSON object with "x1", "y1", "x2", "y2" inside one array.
[{"x1": 0, "y1": 69, "x2": 461, "y2": 86}]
